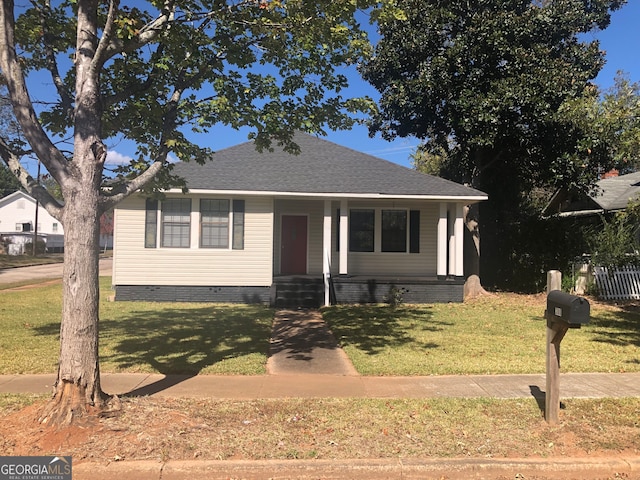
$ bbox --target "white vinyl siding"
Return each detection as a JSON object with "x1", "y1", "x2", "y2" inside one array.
[
  {"x1": 330, "y1": 201, "x2": 438, "y2": 276},
  {"x1": 113, "y1": 195, "x2": 273, "y2": 286}
]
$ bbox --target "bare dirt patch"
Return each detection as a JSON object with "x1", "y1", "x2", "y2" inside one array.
[{"x1": 2, "y1": 396, "x2": 638, "y2": 466}]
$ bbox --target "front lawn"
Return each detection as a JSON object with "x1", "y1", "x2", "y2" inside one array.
[
  {"x1": 0, "y1": 277, "x2": 273, "y2": 375},
  {"x1": 1, "y1": 280, "x2": 638, "y2": 375},
  {"x1": 322, "y1": 294, "x2": 640, "y2": 375}
]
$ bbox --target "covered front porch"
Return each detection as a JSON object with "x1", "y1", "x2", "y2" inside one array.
[
  {"x1": 273, "y1": 198, "x2": 467, "y2": 306},
  {"x1": 272, "y1": 274, "x2": 465, "y2": 308}
]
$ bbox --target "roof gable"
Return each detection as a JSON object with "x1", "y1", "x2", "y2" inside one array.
[
  {"x1": 0, "y1": 191, "x2": 34, "y2": 209},
  {"x1": 170, "y1": 133, "x2": 487, "y2": 200}
]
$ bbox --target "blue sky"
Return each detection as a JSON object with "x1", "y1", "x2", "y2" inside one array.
[
  {"x1": 41, "y1": 1, "x2": 640, "y2": 172},
  {"x1": 336, "y1": 0, "x2": 640, "y2": 168},
  {"x1": 173, "y1": 1, "x2": 640, "y2": 170}
]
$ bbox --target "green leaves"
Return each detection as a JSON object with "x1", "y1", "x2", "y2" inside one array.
[
  {"x1": 10, "y1": 0, "x2": 381, "y2": 191},
  {"x1": 361, "y1": 0, "x2": 624, "y2": 183},
  {"x1": 361, "y1": 0, "x2": 628, "y2": 289}
]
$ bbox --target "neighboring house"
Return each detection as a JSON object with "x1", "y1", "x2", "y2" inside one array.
[
  {"x1": 542, "y1": 170, "x2": 640, "y2": 297},
  {"x1": 0, "y1": 191, "x2": 64, "y2": 254},
  {"x1": 112, "y1": 133, "x2": 488, "y2": 306},
  {"x1": 543, "y1": 170, "x2": 640, "y2": 218}
]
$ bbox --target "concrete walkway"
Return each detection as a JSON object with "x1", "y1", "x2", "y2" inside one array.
[
  {"x1": 2, "y1": 371, "x2": 640, "y2": 400},
  {"x1": 267, "y1": 309, "x2": 359, "y2": 375}
]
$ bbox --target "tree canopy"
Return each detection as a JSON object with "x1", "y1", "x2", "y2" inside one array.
[
  {"x1": 0, "y1": 162, "x2": 20, "y2": 197},
  {"x1": 0, "y1": 0, "x2": 380, "y2": 424},
  {"x1": 360, "y1": 0, "x2": 627, "y2": 290}
]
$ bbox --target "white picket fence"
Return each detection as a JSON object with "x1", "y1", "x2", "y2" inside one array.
[{"x1": 593, "y1": 265, "x2": 640, "y2": 300}]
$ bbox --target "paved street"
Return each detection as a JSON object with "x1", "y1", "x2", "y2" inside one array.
[{"x1": 0, "y1": 257, "x2": 112, "y2": 284}]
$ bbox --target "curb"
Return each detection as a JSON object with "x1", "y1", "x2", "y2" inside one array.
[{"x1": 74, "y1": 456, "x2": 640, "y2": 479}]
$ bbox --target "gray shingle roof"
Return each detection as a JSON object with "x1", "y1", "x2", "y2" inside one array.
[
  {"x1": 170, "y1": 133, "x2": 487, "y2": 200},
  {"x1": 591, "y1": 171, "x2": 640, "y2": 211}
]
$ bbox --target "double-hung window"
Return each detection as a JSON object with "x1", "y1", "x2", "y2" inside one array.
[
  {"x1": 161, "y1": 198, "x2": 191, "y2": 248},
  {"x1": 349, "y1": 209, "x2": 375, "y2": 252},
  {"x1": 381, "y1": 210, "x2": 407, "y2": 252},
  {"x1": 200, "y1": 199, "x2": 229, "y2": 248}
]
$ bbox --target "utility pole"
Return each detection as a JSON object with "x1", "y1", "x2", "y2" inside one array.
[{"x1": 32, "y1": 160, "x2": 41, "y2": 256}]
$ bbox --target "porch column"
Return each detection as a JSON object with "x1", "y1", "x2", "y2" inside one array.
[
  {"x1": 323, "y1": 199, "x2": 332, "y2": 306},
  {"x1": 339, "y1": 199, "x2": 348, "y2": 275},
  {"x1": 454, "y1": 203, "x2": 464, "y2": 277},
  {"x1": 448, "y1": 203, "x2": 456, "y2": 276},
  {"x1": 437, "y1": 203, "x2": 448, "y2": 277}
]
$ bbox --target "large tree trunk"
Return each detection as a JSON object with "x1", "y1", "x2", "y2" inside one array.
[
  {"x1": 38, "y1": 188, "x2": 112, "y2": 425},
  {"x1": 463, "y1": 148, "x2": 490, "y2": 299},
  {"x1": 463, "y1": 203, "x2": 489, "y2": 299}
]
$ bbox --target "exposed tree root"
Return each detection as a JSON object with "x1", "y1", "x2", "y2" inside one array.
[
  {"x1": 38, "y1": 380, "x2": 121, "y2": 427},
  {"x1": 464, "y1": 275, "x2": 494, "y2": 300}
]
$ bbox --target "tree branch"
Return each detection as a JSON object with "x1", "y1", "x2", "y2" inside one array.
[
  {"x1": 100, "y1": 158, "x2": 164, "y2": 211},
  {"x1": 93, "y1": 0, "x2": 119, "y2": 68},
  {"x1": 101, "y1": 73, "x2": 185, "y2": 211},
  {"x1": 0, "y1": 0, "x2": 70, "y2": 185},
  {"x1": 102, "y1": 0, "x2": 176, "y2": 60},
  {"x1": 0, "y1": 137, "x2": 63, "y2": 219},
  {"x1": 40, "y1": 0, "x2": 74, "y2": 120}
]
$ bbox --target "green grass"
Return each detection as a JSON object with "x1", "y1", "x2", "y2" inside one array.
[
  {"x1": 0, "y1": 253, "x2": 64, "y2": 269},
  {"x1": 0, "y1": 394, "x2": 46, "y2": 414},
  {"x1": 0, "y1": 277, "x2": 274, "y2": 375},
  {"x1": 1, "y1": 282, "x2": 639, "y2": 376},
  {"x1": 322, "y1": 294, "x2": 640, "y2": 375}
]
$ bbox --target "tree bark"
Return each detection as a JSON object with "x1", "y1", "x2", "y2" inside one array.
[
  {"x1": 38, "y1": 0, "x2": 116, "y2": 425},
  {"x1": 463, "y1": 148, "x2": 491, "y2": 299},
  {"x1": 463, "y1": 203, "x2": 489, "y2": 299},
  {"x1": 38, "y1": 187, "x2": 115, "y2": 425}
]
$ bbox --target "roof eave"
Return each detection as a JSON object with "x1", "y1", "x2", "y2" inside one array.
[{"x1": 161, "y1": 188, "x2": 488, "y2": 202}]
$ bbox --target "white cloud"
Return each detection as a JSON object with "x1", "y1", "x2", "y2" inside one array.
[
  {"x1": 106, "y1": 150, "x2": 180, "y2": 166},
  {"x1": 106, "y1": 150, "x2": 133, "y2": 166}
]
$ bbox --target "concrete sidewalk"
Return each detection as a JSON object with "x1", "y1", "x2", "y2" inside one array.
[
  {"x1": 4, "y1": 373, "x2": 640, "y2": 480},
  {"x1": 2, "y1": 371, "x2": 640, "y2": 400}
]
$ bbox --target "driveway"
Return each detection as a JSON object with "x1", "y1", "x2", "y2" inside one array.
[{"x1": 0, "y1": 257, "x2": 113, "y2": 285}]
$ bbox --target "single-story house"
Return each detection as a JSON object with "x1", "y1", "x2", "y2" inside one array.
[
  {"x1": 0, "y1": 190, "x2": 64, "y2": 254},
  {"x1": 112, "y1": 133, "x2": 487, "y2": 306}
]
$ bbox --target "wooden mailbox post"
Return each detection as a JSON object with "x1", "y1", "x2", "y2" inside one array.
[{"x1": 545, "y1": 290, "x2": 590, "y2": 424}]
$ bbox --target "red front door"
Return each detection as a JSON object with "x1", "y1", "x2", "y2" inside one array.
[{"x1": 281, "y1": 215, "x2": 308, "y2": 275}]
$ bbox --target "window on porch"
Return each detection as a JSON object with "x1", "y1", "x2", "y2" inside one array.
[
  {"x1": 340, "y1": 208, "x2": 420, "y2": 254},
  {"x1": 381, "y1": 210, "x2": 407, "y2": 252},
  {"x1": 349, "y1": 209, "x2": 374, "y2": 252}
]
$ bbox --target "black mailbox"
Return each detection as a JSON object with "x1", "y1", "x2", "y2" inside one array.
[{"x1": 547, "y1": 290, "x2": 590, "y2": 326}]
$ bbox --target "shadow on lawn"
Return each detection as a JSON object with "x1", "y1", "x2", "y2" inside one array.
[
  {"x1": 322, "y1": 305, "x2": 450, "y2": 355},
  {"x1": 33, "y1": 304, "x2": 273, "y2": 376},
  {"x1": 103, "y1": 305, "x2": 272, "y2": 374},
  {"x1": 590, "y1": 307, "x2": 640, "y2": 348}
]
